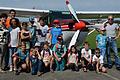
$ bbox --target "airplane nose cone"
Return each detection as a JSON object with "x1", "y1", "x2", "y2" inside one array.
[{"x1": 75, "y1": 21, "x2": 86, "y2": 30}]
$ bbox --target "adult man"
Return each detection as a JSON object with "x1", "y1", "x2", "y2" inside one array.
[
  {"x1": 105, "y1": 15, "x2": 120, "y2": 70},
  {"x1": 6, "y1": 9, "x2": 16, "y2": 29}
]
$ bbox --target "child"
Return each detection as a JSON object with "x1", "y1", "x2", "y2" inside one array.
[
  {"x1": 30, "y1": 47, "x2": 40, "y2": 75},
  {"x1": 53, "y1": 35, "x2": 67, "y2": 71},
  {"x1": 81, "y1": 42, "x2": 92, "y2": 72},
  {"x1": 96, "y1": 26, "x2": 107, "y2": 59},
  {"x1": 40, "y1": 42, "x2": 54, "y2": 73},
  {"x1": 67, "y1": 45, "x2": 79, "y2": 71},
  {"x1": 93, "y1": 48, "x2": 107, "y2": 73},
  {"x1": 12, "y1": 42, "x2": 29, "y2": 75}
]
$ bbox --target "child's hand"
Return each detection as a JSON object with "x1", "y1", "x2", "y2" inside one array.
[{"x1": 58, "y1": 58, "x2": 61, "y2": 61}]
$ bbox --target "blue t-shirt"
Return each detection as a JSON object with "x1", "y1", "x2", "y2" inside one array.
[
  {"x1": 96, "y1": 34, "x2": 107, "y2": 48},
  {"x1": 16, "y1": 49, "x2": 29, "y2": 62},
  {"x1": 51, "y1": 27, "x2": 62, "y2": 45}
]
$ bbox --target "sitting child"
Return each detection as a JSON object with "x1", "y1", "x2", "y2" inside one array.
[
  {"x1": 67, "y1": 45, "x2": 79, "y2": 71},
  {"x1": 81, "y1": 42, "x2": 92, "y2": 72},
  {"x1": 92, "y1": 48, "x2": 107, "y2": 73},
  {"x1": 12, "y1": 42, "x2": 29, "y2": 75},
  {"x1": 40, "y1": 42, "x2": 54, "y2": 73}
]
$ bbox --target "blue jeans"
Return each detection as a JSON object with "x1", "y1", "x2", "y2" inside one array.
[
  {"x1": 55, "y1": 59, "x2": 65, "y2": 71},
  {"x1": 9, "y1": 47, "x2": 17, "y2": 66},
  {"x1": 99, "y1": 47, "x2": 106, "y2": 59},
  {"x1": 38, "y1": 60, "x2": 44, "y2": 72},
  {"x1": 107, "y1": 37, "x2": 120, "y2": 66}
]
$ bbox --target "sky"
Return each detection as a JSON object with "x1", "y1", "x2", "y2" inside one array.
[{"x1": 0, "y1": 0, "x2": 120, "y2": 11}]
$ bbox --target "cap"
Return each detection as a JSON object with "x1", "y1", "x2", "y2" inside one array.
[
  {"x1": 29, "y1": 16, "x2": 34, "y2": 22},
  {"x1": 53, "y1": 19, "x2": 60, "y2": 24},
  {"x1": 99, "y1": 26, "x2": 105, "y2": 31}
]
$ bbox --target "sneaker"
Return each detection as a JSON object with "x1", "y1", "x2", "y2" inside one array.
[
  {"x1": 9, "y1": 67, "x2": 13, "y2": 72},
  {"x1": 116, "y1": 65, "x2": 120, "y2": 70},
  {"x1": 38, "y1": 72, "x2": 44, "y2": 76},
  {"x1": 15, "y1": 70, "x2": 20, "y2": 75},
  {"x1": 50, "y1": 69, "x2": 54, "y2": 73},
  {"x1": 0, "y1": 68, "x2": 5, "y2": 73},
  {"x1": 13, "y1": 68, "x2": 17, "y2": 71},
  {"x1": 108, "y1": 65, "x2": 112, "y2": 69}
]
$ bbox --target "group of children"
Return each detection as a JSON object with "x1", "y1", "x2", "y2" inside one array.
[{"x1": 11, "y1": 35, "x2": 107, "y2": 76}]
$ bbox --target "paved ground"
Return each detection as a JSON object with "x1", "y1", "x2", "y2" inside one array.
[{"x1": 0, "y1": 66, "x2": 120, "y2": 80}]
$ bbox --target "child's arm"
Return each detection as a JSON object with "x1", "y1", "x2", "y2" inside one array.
[
  {"x1": 76, "y1": 53, "x2": 79, "y2": 66},
  {"x1": 52, "y1": 45, "x2": 60, "y2": 61},
  {"x1": 61, "y1": 45, "x2": 67, "y2": 58}
]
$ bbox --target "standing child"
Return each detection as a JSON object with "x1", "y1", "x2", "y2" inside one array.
[
  {"x1": 67, "y1": 45, "x2": 79, "y2": 71},
  {"x1": 96, "y1": 26, "x2": 107, "y2": 59},
  {"x1": 93, "y1": 48, "x2": 107, "y2": 73},
  {"x1": 81, "y1": 42, "x2": 92, "y2": 72}
]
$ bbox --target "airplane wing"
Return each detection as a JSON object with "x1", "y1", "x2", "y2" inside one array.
[
  {"x1": 1, "y1": 6, "x2": 120, "y2": 18},
  {"x1": 0, "y1": 7, "x2": 49, "y2": 17},
  {"x1": 76, "y1": 11, "x2": 120, "y2": 19}
]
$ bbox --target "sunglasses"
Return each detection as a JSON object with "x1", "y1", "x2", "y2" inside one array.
[
  {"x1": 108, "y1": 18, "x2": 114, "y2": 20},
  {"x1": 95, "y1": 52, "x2": 100, "y2": 53}
]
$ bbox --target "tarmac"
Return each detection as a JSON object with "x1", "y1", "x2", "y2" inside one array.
[{"x1": 0, "y1": 66, "x2": 120, "y2": 80}]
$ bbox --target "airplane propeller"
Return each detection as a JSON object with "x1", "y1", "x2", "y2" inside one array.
[
  {"x1": 66, "y1": 0, "x2": 86, "y2": 49},
  {"x1": 66, "y1": 0, "x2": 108, "y2": 49}
]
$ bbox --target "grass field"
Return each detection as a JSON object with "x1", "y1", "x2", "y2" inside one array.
[{"x1": 84, "y1": 30, "x2": 120, "y2": 56}]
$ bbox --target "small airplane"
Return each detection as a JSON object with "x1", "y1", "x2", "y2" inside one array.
[{"x1": 0, "y1": 0, "x2": 120, "y2": 48}]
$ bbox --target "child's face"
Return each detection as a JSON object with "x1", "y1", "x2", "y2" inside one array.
[
  {"x1": 100, "y1": 30, "x2": 105, "y2": 35},
  {"x1": 95, "y1": 50, "x2": 100, "y2": 57},
  {"x1": 71, "y1": 47, "x2": 76, "y2": 53},
  {"x1": 21, "y1": 45, "x2": 26, "y2": 52},
  {"x1": 84, "y1": 44, "x2": 89, "y2": 50},
  {"x1": 44, "y1": 44, "x2": 48, "y2": 49}
]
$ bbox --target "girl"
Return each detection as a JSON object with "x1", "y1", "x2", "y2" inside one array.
[
  {"x1": 67, "y1": 45, "x2": 79, "y2": 71},
  {"x1": 40, "y1": 42, "x2": 54, "y2": 73}
]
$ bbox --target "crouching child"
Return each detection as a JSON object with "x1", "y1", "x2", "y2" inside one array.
[
  {"x1": 40, "y1": 42, "x2": 54, "y2": 73},
  {"x1": 92, "y1": 48, "x2": 107, "y2": 73},
  {"x1": 67, "y1": 45, "x2": 79, "y2": 71},
  {"x1": 53, "y1": 36, "x2": 67, "y2": 71},
  {"x1": 12, "y1": 42, "x2": 29, "y2": 75}
]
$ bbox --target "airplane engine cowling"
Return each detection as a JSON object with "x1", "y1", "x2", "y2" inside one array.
[{"x1": 75, "y1": 21, "x2": 86, "y2": 30}]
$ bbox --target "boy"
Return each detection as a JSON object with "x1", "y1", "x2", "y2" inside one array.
[
  {"x1": 53, "y1": 35, "x2": 67, "y2": 71},
  {"x1": 12, "y1": 42, "x2": 29, "y2": 75},
  {"x1": 81, "y1": 42, "x2": 92, "y2": 72},
  {"x1": 93, "y1": 48, "x2": 107, "y2": 73},
  {"x1": 96, "y1": 26, "x2": 107, "y2": 59}
]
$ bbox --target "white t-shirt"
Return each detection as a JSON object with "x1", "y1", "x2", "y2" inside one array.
[
  {"x1": 105, "y1": 23, "x2": 119, "y2": 37},
  {"x1": 36, "y1": 25, "x2": 49, "y2": 43},
  {"x1": 41, "y1": 49, "x2": 53, "y2": 62},
  {"x1": 10, "y1": 27, "x2": 20, "y2": 47},
  {"x1": 92, "y1": 55, "x2": 104, "y2": 64},
  {"x1": 81, "y1": 48, "x2": 92, "y2": 61}
]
